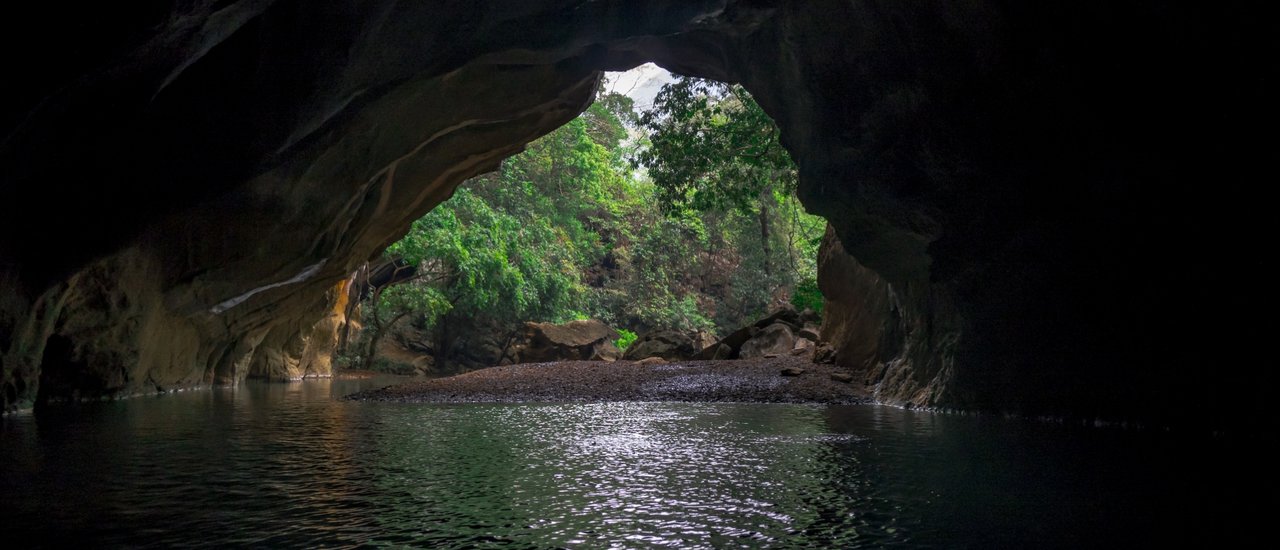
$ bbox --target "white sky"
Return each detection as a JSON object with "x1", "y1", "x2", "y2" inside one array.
[{"x1": 602, "y1": 63, "x2": 676, "y2": 111}]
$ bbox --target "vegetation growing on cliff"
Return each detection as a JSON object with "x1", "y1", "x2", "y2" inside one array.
[{"x1": 347, "y1": 77, "x2": 824, "y2": 373}]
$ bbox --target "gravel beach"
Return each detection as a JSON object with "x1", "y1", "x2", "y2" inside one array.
[{"x1": 348, "y1": 356, "x2": 869, "y2": 404}]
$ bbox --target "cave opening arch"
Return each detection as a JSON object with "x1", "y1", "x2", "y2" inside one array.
[
  {"x1": 0, "y1": 2, "x2": 1268, "y2": 431},
  {"x1": 346, "y1": 66, "x2": 846, "y2": 376}
]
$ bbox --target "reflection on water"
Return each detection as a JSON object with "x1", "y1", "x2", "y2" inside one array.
[{"x1": 0, "y1": 378, "x2": 1269, "y2": 548}]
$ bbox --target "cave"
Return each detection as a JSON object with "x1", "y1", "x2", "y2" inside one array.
[{"x1": 0, "y1": 1, "x2": 1271, "y2": 434}]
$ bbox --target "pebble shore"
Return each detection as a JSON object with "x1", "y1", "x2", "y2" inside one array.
[{"x1": 349, "y1": 356, "x2": 869, "y2": 404}]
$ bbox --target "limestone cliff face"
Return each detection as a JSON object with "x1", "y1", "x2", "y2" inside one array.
[{"x1": 0, "y1": 2, "x2": 1270, "y2": 428}]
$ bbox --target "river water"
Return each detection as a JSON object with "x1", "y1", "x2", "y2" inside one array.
[{"x1": 0, "y1": 377, "x2": 1268, "y2": 548}]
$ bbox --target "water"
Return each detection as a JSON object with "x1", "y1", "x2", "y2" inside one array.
[{"x1": 0, "y1": 377, "x2": 1269, "y2": 548}]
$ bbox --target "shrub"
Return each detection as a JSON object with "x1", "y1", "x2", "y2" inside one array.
[
  {"x1": 615, "y1": 328, "x2": 638, "y2": 350},
  {"x1": 790, "y1": 276, "x2": 823, "y2": 315}
]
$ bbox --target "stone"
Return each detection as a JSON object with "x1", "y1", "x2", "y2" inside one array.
[
  {"x1": 694, "y1": 307, "x2": 803, "y2": 360},
  {"x1": 691, "y1": 330, "x2": 719, "y2": 353},
  {"x1": 636, "y1": 357, "x2": 666, "y2": 366},
  {"x1": 790, "y1": 337, "x2": 815, "y2": 359},
  {"x1": 695, "y1": 326, "x2": 751, "y2": 360},
  {"x1": 623, "y1": 330, "x2": 698, "y2": 361},
  {"x1": 798, "y1": 327, "x2": 821, "y2": 343},
  {"x1": 517, "y1": 320, "x2": 620, "y2": 364},
  {"x1": 590, "y1": 347, "x2": 621, "y2": 362},
  {"x1": 780, "y1": 367, "x2": 805, "y2": 377},
  {"x1": 710, "y1": 344, "x2": 732, "y2": 360},
  {"x1": 739, "y1": 323, "x2": 796, "y2": 360},
  {"x1": 830, "y1": 372, "x2": 854, "y2": 383},
  {"x1": 813, "y1": 344, "x2": 837, "y2": 365}
]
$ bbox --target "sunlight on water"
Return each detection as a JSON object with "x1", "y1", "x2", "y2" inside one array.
[{"x1": 0, "y1": 377, "x2": 1268, "y2": 547}]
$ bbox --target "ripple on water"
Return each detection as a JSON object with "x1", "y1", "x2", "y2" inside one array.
[{"x1": 1, "y1": 379, "x2": 1269, "y2": 548}]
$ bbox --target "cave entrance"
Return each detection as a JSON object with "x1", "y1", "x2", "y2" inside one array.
[{"x1": 341, "y1": 65, "x2": 828, "y2": 377}]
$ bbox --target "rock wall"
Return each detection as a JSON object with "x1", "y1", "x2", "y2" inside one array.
[
  {"x1": 1, "y1": 2, "x2": 1270, "y2": 429},
  {"x1": 818, "y1": 225, "x2": 957, "y2": 407}
]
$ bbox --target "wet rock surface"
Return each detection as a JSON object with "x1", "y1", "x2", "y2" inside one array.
[{"x1": 351, "y1": 357, "x2": 866, "y2": 404}]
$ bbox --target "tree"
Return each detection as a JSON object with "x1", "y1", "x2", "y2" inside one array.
[
  {"x1": 355, "y1": 260, "x2": 450, "y2": 371},
  {"x1": 634, "y1": 76, "x2": 822, "y2": 322},
  {"x1": 634, "y1": 77, "x2": 796, "y2": 214}
]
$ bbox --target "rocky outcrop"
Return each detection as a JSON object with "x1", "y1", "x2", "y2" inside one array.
[
  {"x1": 0, "y1": 2, "x2": 1269, "y2": 429},
  {"x1": 516, "y1": 320, "x2": 621, "y2": 363},
  {"x1": 817, "y1": 225, "x2": 953, "y2": 407},
  {"x1": 622, "y1": 330, "x2": 699, "y2": 361}
]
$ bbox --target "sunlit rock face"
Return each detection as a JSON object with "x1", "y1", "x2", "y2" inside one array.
[{"x1": 0, "y1": 1, "x2": 1268, "y2": 428}]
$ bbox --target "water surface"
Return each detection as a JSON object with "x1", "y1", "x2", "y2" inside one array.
[{"x1": 0, "y1": 377, "x2": 1267, "y2": 547}]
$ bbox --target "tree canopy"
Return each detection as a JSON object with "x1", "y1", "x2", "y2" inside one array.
[{"x1": 635, "y1": 77, "x2": 797, "y2": 215}]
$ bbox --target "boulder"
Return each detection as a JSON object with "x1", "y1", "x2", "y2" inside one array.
[
  {"x1": 694, "y1": 307, "x2": 803, "y2": 360},
  {"x1": 694, "y1": 325, "x2": 755, "y2": 360},
  {"x1": 623, "y1": 329, "x2": 698, "y2": 361},
  {"x1": 691, "y1": 330, "x2": 719, "y2": 353},
  {"x1": 635, "y1": 356, "x2": 666, "y2": 366},
  {"x1": 709, "y1": 343, "x2": 732, "y2": 360},
  {"x1": 516, "y1": 320, "x2": 620, "y2": 363},
  {"x1": 790, "y1": 337, "x2": 816, "y2": 359},
  {"x1": 739, "y1": 323, "x2": 796, "y2": 359}
]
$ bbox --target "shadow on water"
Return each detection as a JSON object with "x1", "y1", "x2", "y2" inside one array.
[
  {"x1": 1, "y1": 378, "x2": 1271, "y2": 548},
  {"x1": 818, "y1": 406, "x2": 1272, "y2": 548}
]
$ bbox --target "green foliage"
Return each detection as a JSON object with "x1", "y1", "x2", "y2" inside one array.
[
  {"x1": 790, "y1": 276, "x2": 824, "y2": 314},
  {"x1": 356, "y1": 78, "x2": 828, "y2": 372},
  {"x1": 633, "y1": 76, "x2": 826, "y2": 329},
  {"x1": 370, "y1": 356, "x2": 418, "y2": 376},
  {"x1": 634, "y1": 77, "x2": 796, "y2": 215},
  {"x1": 615, "y1": 329, "x2": 638, "y2": 351}
]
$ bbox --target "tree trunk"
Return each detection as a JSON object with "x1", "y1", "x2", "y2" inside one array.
[
  {"x1": 360, "y1": 310, "x2": 409, "y2": 371},
  {"x1": 434, "y1": 312, "x2": 451, "y2": 372},
  {"x1": 360, "y1": 329, "x2": 381, "y2": 371},
  {"x1": 497, "y1": 327, "x2": 520, "y2": 364},
  {"x1": 758, "y1": 191, "x2": 772, "y2": 276}
]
